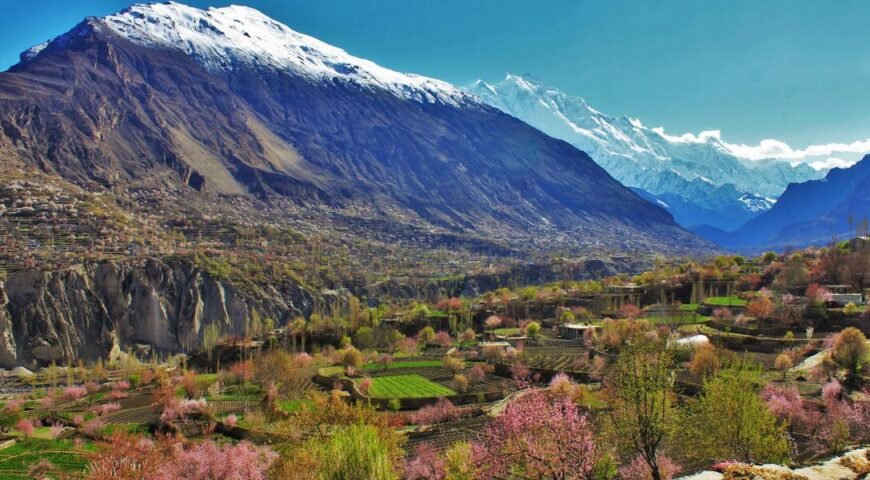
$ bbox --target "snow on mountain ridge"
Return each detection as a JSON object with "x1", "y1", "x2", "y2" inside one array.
[
  {"x1": 467, "y1": 74, "x2": 824, "y2": 199},
  {"x1": 90, "y1": 2, "x2": 470, "y2": 106}
]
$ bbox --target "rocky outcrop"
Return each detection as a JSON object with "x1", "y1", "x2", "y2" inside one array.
[{"x1": 0, "y1": 258, "x2": 314, "y2": 369}]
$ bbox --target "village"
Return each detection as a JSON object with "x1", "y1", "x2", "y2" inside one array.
[{"x1": 0, "y1": 243, "x2": 866, "y2": 479}]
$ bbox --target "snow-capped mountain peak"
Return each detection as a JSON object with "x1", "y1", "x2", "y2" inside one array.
[
  {"x1": 466, "y1": 73, "x2": 825, "y2": 230},
  {"x1": 87, "y1": 2, "x2": 470, "y2": 106}
]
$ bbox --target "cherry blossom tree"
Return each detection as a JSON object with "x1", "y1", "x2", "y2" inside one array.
[
  {"x1": 16, "y1": 418, "x2": 34, "y2": 439},
  {"x1": 619, "y1": 454, "x2": 682, "y2": 480},
  {"x1": 403, "y1": 443, "x2": 445, "y2": 480},
  {"x1": 411, "y1": 398, "x2": 460, "y2": 425},
  {"x1": 621, "y1": 304, "x2": 642, "y2": 321},
  {"x1": 157, "y1": 440, "x2": 277, "y2": 480},
  {"x1": 484, "y1": 316, "x2": 502, "y2": 339},
  {"x1": 472, "y1": 390, "x2": 598, "y2": 479}
]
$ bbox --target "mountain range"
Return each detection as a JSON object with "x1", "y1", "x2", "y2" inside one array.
[
  {"x1": 697, "y1": 155, "x2": 870, "y2": 250},
  {"x1": 467, "y1": 74, "x2": 826, "y2": 231},
  {"x1": 0, "y1": 2, "x2": 707, "y2": 258}
]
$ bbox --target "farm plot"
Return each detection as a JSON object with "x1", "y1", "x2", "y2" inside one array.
[
  {"x1": 524, "y1": 354, "x2": 587, "y2": 372},
  {"x1": 365, "y1": 375, "x2": 455, "y2": 399},
  {"x1": 405, "y1": 416, "x2": 490, "y2": 452},
  {"x1": 704, "y1": 296, "x2": 747, "y2": 306},
  {"x1": 102, "y1": 405, "x2": 159, "y2": 426},
  {"x1": 361, "y1": 360, "x2": 443, "y2": 372},
  {"x1": 209, "y1": 400, "x2": 259, "y2": 415},
  {"x1": 0, "y1": 439, "x2": 94, "y2": 479}
]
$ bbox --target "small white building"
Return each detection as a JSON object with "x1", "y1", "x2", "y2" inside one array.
[
  {"x1": 825, "y1": 285, "x2": 864, "y2": 306},
  {"x1": 671, "y1": 334, "x2": 710, "y2": 349},
  {"x1": 559, "y1": 323, "x2": 598, "y2": 340}
]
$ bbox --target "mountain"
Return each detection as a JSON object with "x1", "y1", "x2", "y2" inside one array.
[
  {"x1": 467, "y1": 74, "x2": 824, "y2": 230},
  {"x1": 703, "y1": 155, "x2": 870, "y2": 249},
  {"x1": 0, "y1": 2, "x2": 706, "y2": 256}
]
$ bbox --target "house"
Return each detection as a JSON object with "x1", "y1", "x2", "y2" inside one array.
[
  {"x1": 559, "y1": 323, "x2": 598, "y2": 340},
  {"x1": 824, "y1": 285, "x2": 864, "y2": 306}
]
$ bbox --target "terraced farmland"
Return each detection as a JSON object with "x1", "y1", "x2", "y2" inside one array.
[
  {"x1": 524, "y1": 353, "x2": 588, "y2": 372},
  {"x1": 365, "y1": 375, "x2": 456, "y2": 399},
  {"x1": 102, "y1": 405, "x2": 159, "y2": 426},
  {"x1": 0, "y1": 439, "x2": 93, "y2": 479},
  {"x1": 361, "y1": 360, "x2": 444, "y2": 372}
]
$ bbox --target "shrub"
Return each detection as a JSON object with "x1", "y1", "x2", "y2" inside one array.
[
  {"x1": 417, "y1": 326, "x2": 436, "y2": 345},
  {"x1": 690, "y1": 343, "x2": 721, "y2": 378},
  {"x1": 442, "y1": 356, "x2": 464, "y2": 375},
  {"x1": 832, "y1": 327, "x2": 870, "y2": 378},
  {"x1": 746, "y1": 296, "x2": 774, "y2": 320},
  {"x1": 525, "y1": 321, "x2": 541, "y2": 340},
  {"x1": 341, "y1": 347, "x2": 364, "y2": 370},
  {"x1": 621, "y1": 304, "x2": 642, "y2": 320},
  {"x1": 712, "y1": 308, "x2": 733, "y2": 323},
  {"x1": 227, "y1": 362, "x2": 254, "y2": 385},
  {"x1": 775, "y1": 353, "x2": 794, "y2": 379},
  {"x1": 453, "y1": 374, "x2": 469, "y2": 393},
  {"x1": 433, "y1": 331, "x2": 452, "y2": 347},
  {"x1": 224, "y1": 414, "x2": 238, "y2": 429},
  {"x1": 460, "y1": 329, "x2": 476, "y2": 344},
  {"x1": 467, "y1": 365, "x2": 486, "y2": 384},
  {"x1": 180, "y1": 371, "x2": 201, "y2": 398},
  {"x1": 84, "y1": 381, "x2": 101, "y2": 394},
  {"x1": 293, "y1": 352, "x2": 314, "y2": 368}
]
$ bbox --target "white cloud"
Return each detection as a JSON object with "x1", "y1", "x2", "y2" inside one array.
[
  {"x1": 649, "y1": 125, "x2": 870, "y2": 170},
  {"x1": 650, "y1": 127, "x2": 723, "y2": 144},
  {"x1": 809, "y1": 157, "x2": 854, "y2": 170},
  {"x1": 723, "y1": 138, "x2": 870, "y2": 162}
]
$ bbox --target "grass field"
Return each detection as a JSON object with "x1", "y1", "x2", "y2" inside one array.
[
  {"x1": 0, "y1": 439, "x2": 95, "y2": 479},
  {"x1": 365, "y1": 375, "x2": 456, "y2": 399},
  {"x1": 678, "y1": 303, "x2": 699, "y2": 311},
  {"x1": 493, "y1": 328, "x2": 522, "y2": 337},
  {"x1": 704, "y1": 296, "x2": 748, "y2": 306},
  {"x1": 361, "y1": 360, "x2": 443, "y2": 372},
  {"x1": 279, "y1": 399, "x2": 312, "y2": 413},
  {"x1": 647, "y1": 315, "x2": 710, "y2": 325}
]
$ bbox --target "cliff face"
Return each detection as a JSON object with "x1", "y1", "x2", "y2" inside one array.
[{"x1": 0, "y1": 258, "x2": 314, "y2": 369}]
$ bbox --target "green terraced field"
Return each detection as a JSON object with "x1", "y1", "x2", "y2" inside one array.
[
  {"x1": 365, "y1": 375, "x2": 456, "y2": 399},
  {"x1": 0, "y1": 439, "x2": 95, "y2": 479},
  {"x1": 361, "y1": 360, "x2": 445, "y2": 372},
  {"x1": 704, "y1": 296, "x2": 748, "y2": 306}
]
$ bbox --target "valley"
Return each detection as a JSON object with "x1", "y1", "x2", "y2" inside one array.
[{"x1": 0, "y1": 2, "x2": 868, "y2": 479}]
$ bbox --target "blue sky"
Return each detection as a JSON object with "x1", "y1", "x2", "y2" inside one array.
[{"x1": 2, "y1": 0, "x2": 870, "y2": 156}]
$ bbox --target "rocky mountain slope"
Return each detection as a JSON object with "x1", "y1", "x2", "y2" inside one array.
[
  {"x1": 701, "y1": 155, "x2": 870, "y2": 249},
  {"x1": 0, "y1": 258, "x2": 314, "y2": 369},
  {"x1": 467, "y1": 74, "x2": 824, "y2": 230},
  {"x1": 0, "y1": 3, "x2": 706, "y2": 256}
]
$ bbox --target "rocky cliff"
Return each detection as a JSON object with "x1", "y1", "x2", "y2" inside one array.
[{"x1": 0, "y1": 258, "x2": 314, "y2": 369}]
